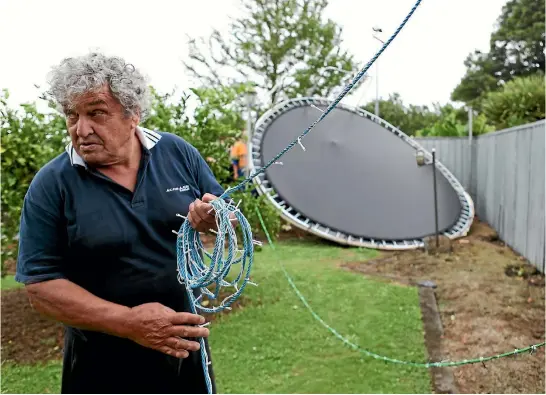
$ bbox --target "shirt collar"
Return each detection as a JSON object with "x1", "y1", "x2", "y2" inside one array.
[{"x1": 65, "y1": 126, "x2": 161, "y2": 168}]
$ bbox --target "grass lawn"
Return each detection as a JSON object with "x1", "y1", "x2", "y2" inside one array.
[
  {"x1": 1, "y1": 275, "x2": 23, "y2": 291},
  {"x1": 1, "y1": 361, "x2": 63, "y2": 394},
  {"x1": 1, "y1": 240, "x2": 431, "y2": 393}
]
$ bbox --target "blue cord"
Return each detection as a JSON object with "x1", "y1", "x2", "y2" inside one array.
[{"x1": 175, "y1": 0, "x2": 423, "y2": 392}]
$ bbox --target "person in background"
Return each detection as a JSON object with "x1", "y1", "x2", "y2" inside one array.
[{"x1": 230, "y1": 132, "x2": 248, "y2": 180}]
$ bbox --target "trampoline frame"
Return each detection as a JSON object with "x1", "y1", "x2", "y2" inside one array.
[{"x1": 249, "y1": 97, "x2": 475, "y2": 250}]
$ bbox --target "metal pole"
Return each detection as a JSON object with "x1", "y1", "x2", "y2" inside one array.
[
  {"x1": 246, "y1": 102, "x2": 252, "y2": 179},
  {"x1": 372, "y1": 27, "x2": 383, "y2": 118},
  {"x1": 468, "y1": 107, "x2": 473, "y2": 194},
  {"x1": 375, "y1": 59, "x2": 379, "y2": 117},
  {"x1": 432, "y1": 148, "x2": 439, "y2": 248}
]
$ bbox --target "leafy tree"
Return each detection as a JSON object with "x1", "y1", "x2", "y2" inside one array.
[
  {"x1": 184, "y1": 0, "x2": 358, "y2": 106},
  {"x1": 0, "y1": 90, "x2": 67, "y2": 272},
  {"x1": 415, "y1": 105, "x2": 494, "y2": 137},
  {"x1": 489, "y1": 0, "x2": 545, "y2": 82},
  {"x1": 452, "y1": 0, "x2": 545, "y2": 108},
  {"x1": 360, "y1": 93, "x2": 442, "y2": 136},
  {"x1": 481, "y1": 73, "x2": 545, "y2": 129},
  {"x1": 450, "y1": 51, "x2": 499, "y2": 111}
]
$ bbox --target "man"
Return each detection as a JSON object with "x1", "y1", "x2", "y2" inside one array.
[
  {"x1": 15, "y1": 52, "x2": 227, "y2": 393},
  {"x1": 230, "y1": 133, "x2": 248, "y2": 180}
]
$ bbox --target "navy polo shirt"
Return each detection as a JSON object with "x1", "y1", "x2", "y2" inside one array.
[
  {"x1": 16, "y1": 126, "x2": 225, "y2": 302},
  {"x1": 16, "y1": 127, "x2": 224, "y2": 392}
]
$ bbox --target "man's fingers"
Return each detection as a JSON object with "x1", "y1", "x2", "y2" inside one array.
[
  {"x1": 202, "y1": 193, "x2": 217, "y2": 203},
  {"x1": 165, "y1": 337, "x2": 201, "y2": 352},
  {"x1": 187, "y1": 211, "x2": 196, "y2": 229},
  {"x1": 170, "y1": 312, "x2": 206, "y2": 325},
  {"x1": 169, "y1": 325, "x2": 210, "y2": 339},
  {"x1": 194, "y1": 201, "x2": 215, "y2": 224},
  {"x1": 159, "y1": 345, "x2": 189, "y2": 359}
]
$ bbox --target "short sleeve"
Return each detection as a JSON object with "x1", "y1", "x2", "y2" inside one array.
[
  {"x1": 15, "y1": 178, "x2": 67, "y2": 285},
  {"x1": 192, "y1": 148, "x2": 226, "y2": 198}
]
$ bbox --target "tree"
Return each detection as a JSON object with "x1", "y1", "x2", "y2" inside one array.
[
  {"x1": 360, "y1": 93, "x2": 442, "y2": 136},
  {"x1": 481, "y1": 73, "x2": 545, "y2": 130},
  {"x1": 415, "y1": 105, "x2": 494, "y2": 137},
  {"x1": 450, "y1": 50, "x2": 500, "y2": 111},
  {"x1": 0, "y1": 90, "x2": 67, "y2": 272},
  {"x1": 184, "y1": 0, "x2": 358, "y2": 106},
  {"x1": 489, "y1": 0, "x2": 545, "y2": 82},
  {"x1": 452, "y1": 0, "x2": 545, "y2": 108}
]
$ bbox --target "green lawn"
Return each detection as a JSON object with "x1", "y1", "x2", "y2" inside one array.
[
  {"x1": 1, "y1": 275, "x2": 23, "y2": 291},
  {"x1": 1, "y1": 361, "x2": 63, "y2": 394},
  {"x1": 1, "y1": 240, "x2": 431, "y2": 394}
]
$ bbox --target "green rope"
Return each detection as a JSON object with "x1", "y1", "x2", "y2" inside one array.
[{"x1": 254, "y1": 207, "x2": 545, "y2": 368}]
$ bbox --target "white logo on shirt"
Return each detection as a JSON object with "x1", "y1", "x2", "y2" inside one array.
[{"x1": 166, "y1": 185, "x2": 190, "y2": 193}]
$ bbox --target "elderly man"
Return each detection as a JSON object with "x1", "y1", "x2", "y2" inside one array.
[{"x1": 15, "y1": 52, "x2": 226, "y2": 393}]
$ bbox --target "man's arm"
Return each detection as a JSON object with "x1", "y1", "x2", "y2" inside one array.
[
  {"x1": 25, "y1": 279, "x2": 209, "y2": 358},
  {"x1": 25, "y1": 278, "x2": 131, "y2": 337}
]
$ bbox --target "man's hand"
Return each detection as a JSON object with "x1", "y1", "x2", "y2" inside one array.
[
  {"x1": 123, "y1": 302, "x2": 209, "y2": 359},
  {"x1": 188, "y1": 193, "x2": 218, "y2": 233},
  {"x1": 188, "y1": 193, "x2": 239, "y2": 233}
]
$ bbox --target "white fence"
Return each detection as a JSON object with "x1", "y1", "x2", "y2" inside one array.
[{"x1": 417, "y1": 120, "x2": 545, "y2": 272}]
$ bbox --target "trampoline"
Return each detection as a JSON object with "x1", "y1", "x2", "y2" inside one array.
[{"x1": 249, "y1": 97, "x2": 474, "y2": 250}]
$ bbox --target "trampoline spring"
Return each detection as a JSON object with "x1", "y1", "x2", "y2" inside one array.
[
  {"x1": 310, "y1": 104, "x2": 324, "y2": 113},
  {"x1": 297, "y1": 137, "x2": 306, "y2": 151}
]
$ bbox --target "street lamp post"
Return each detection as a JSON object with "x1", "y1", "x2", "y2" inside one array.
[
  {"x1": 244, "y1": 87, "x2": 258, "y2": 178},
  {"x1": 372, "y1": 27, "x2": 384, "y2": 118}
]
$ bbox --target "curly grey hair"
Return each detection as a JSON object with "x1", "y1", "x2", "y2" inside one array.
[{"x1": 47, "y1": 52, "x2": 151, "y2": 120}]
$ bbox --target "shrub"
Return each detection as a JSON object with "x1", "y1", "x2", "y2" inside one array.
[
  {"x1": 0, "y1": 90, "x2": 67, "y2": 274},
  {"x1": 482, "y1": 73, "x2": 545, "y2": 130}
]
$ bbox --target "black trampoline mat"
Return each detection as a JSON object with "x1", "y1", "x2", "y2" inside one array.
[{"x1": 259, "y1": 104, "x2": 462, "y2": 240}]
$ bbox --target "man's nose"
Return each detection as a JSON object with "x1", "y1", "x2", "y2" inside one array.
[{"x1": 76, "y1": 116, "x2": 93, "y2": 138}]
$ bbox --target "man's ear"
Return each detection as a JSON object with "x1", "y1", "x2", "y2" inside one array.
[{"x1": 131, "y1": 113, "x2": 140, "y2": 129}]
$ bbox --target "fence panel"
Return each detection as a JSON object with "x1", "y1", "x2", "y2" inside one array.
[{"x1": 416, "y1": 120, "x2": 545, "y2": 272}]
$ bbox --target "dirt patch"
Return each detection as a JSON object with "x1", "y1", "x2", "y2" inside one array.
[
  {"x1": 342, "y1": 218, "x2": 545, "y2": 394},
  {"x1": 1, "y1": 287, "x2": 249, "y2": 365},
  {"x1": 1, "y1": 288, "x2": 65, "y2": 364}
]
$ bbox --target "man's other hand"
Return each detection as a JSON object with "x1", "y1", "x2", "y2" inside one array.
[{"x1": 123, "y1": 302, "x2": 209, "y2": 359}]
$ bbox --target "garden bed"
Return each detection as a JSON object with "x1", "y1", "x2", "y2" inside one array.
[{"x1": 342, "y1": 218, "x2": 545, "y2": 394}]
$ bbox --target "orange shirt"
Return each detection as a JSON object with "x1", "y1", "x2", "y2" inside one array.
[{"x1": 230, "y1": 141, "x2": 248, "y2": 168}]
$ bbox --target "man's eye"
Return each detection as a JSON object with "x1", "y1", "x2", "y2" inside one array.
[{"x1": 91, "y1": 110, "x2": 106, "y2": 116}]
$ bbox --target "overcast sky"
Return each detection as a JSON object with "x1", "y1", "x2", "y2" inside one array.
[{"x1": 0, "y1": 0, "x2": 507, "y2": 112}]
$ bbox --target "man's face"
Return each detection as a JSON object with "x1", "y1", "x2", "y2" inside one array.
[{"x1": 65, "y1": 85, "x2": 139, "y2": 167}]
